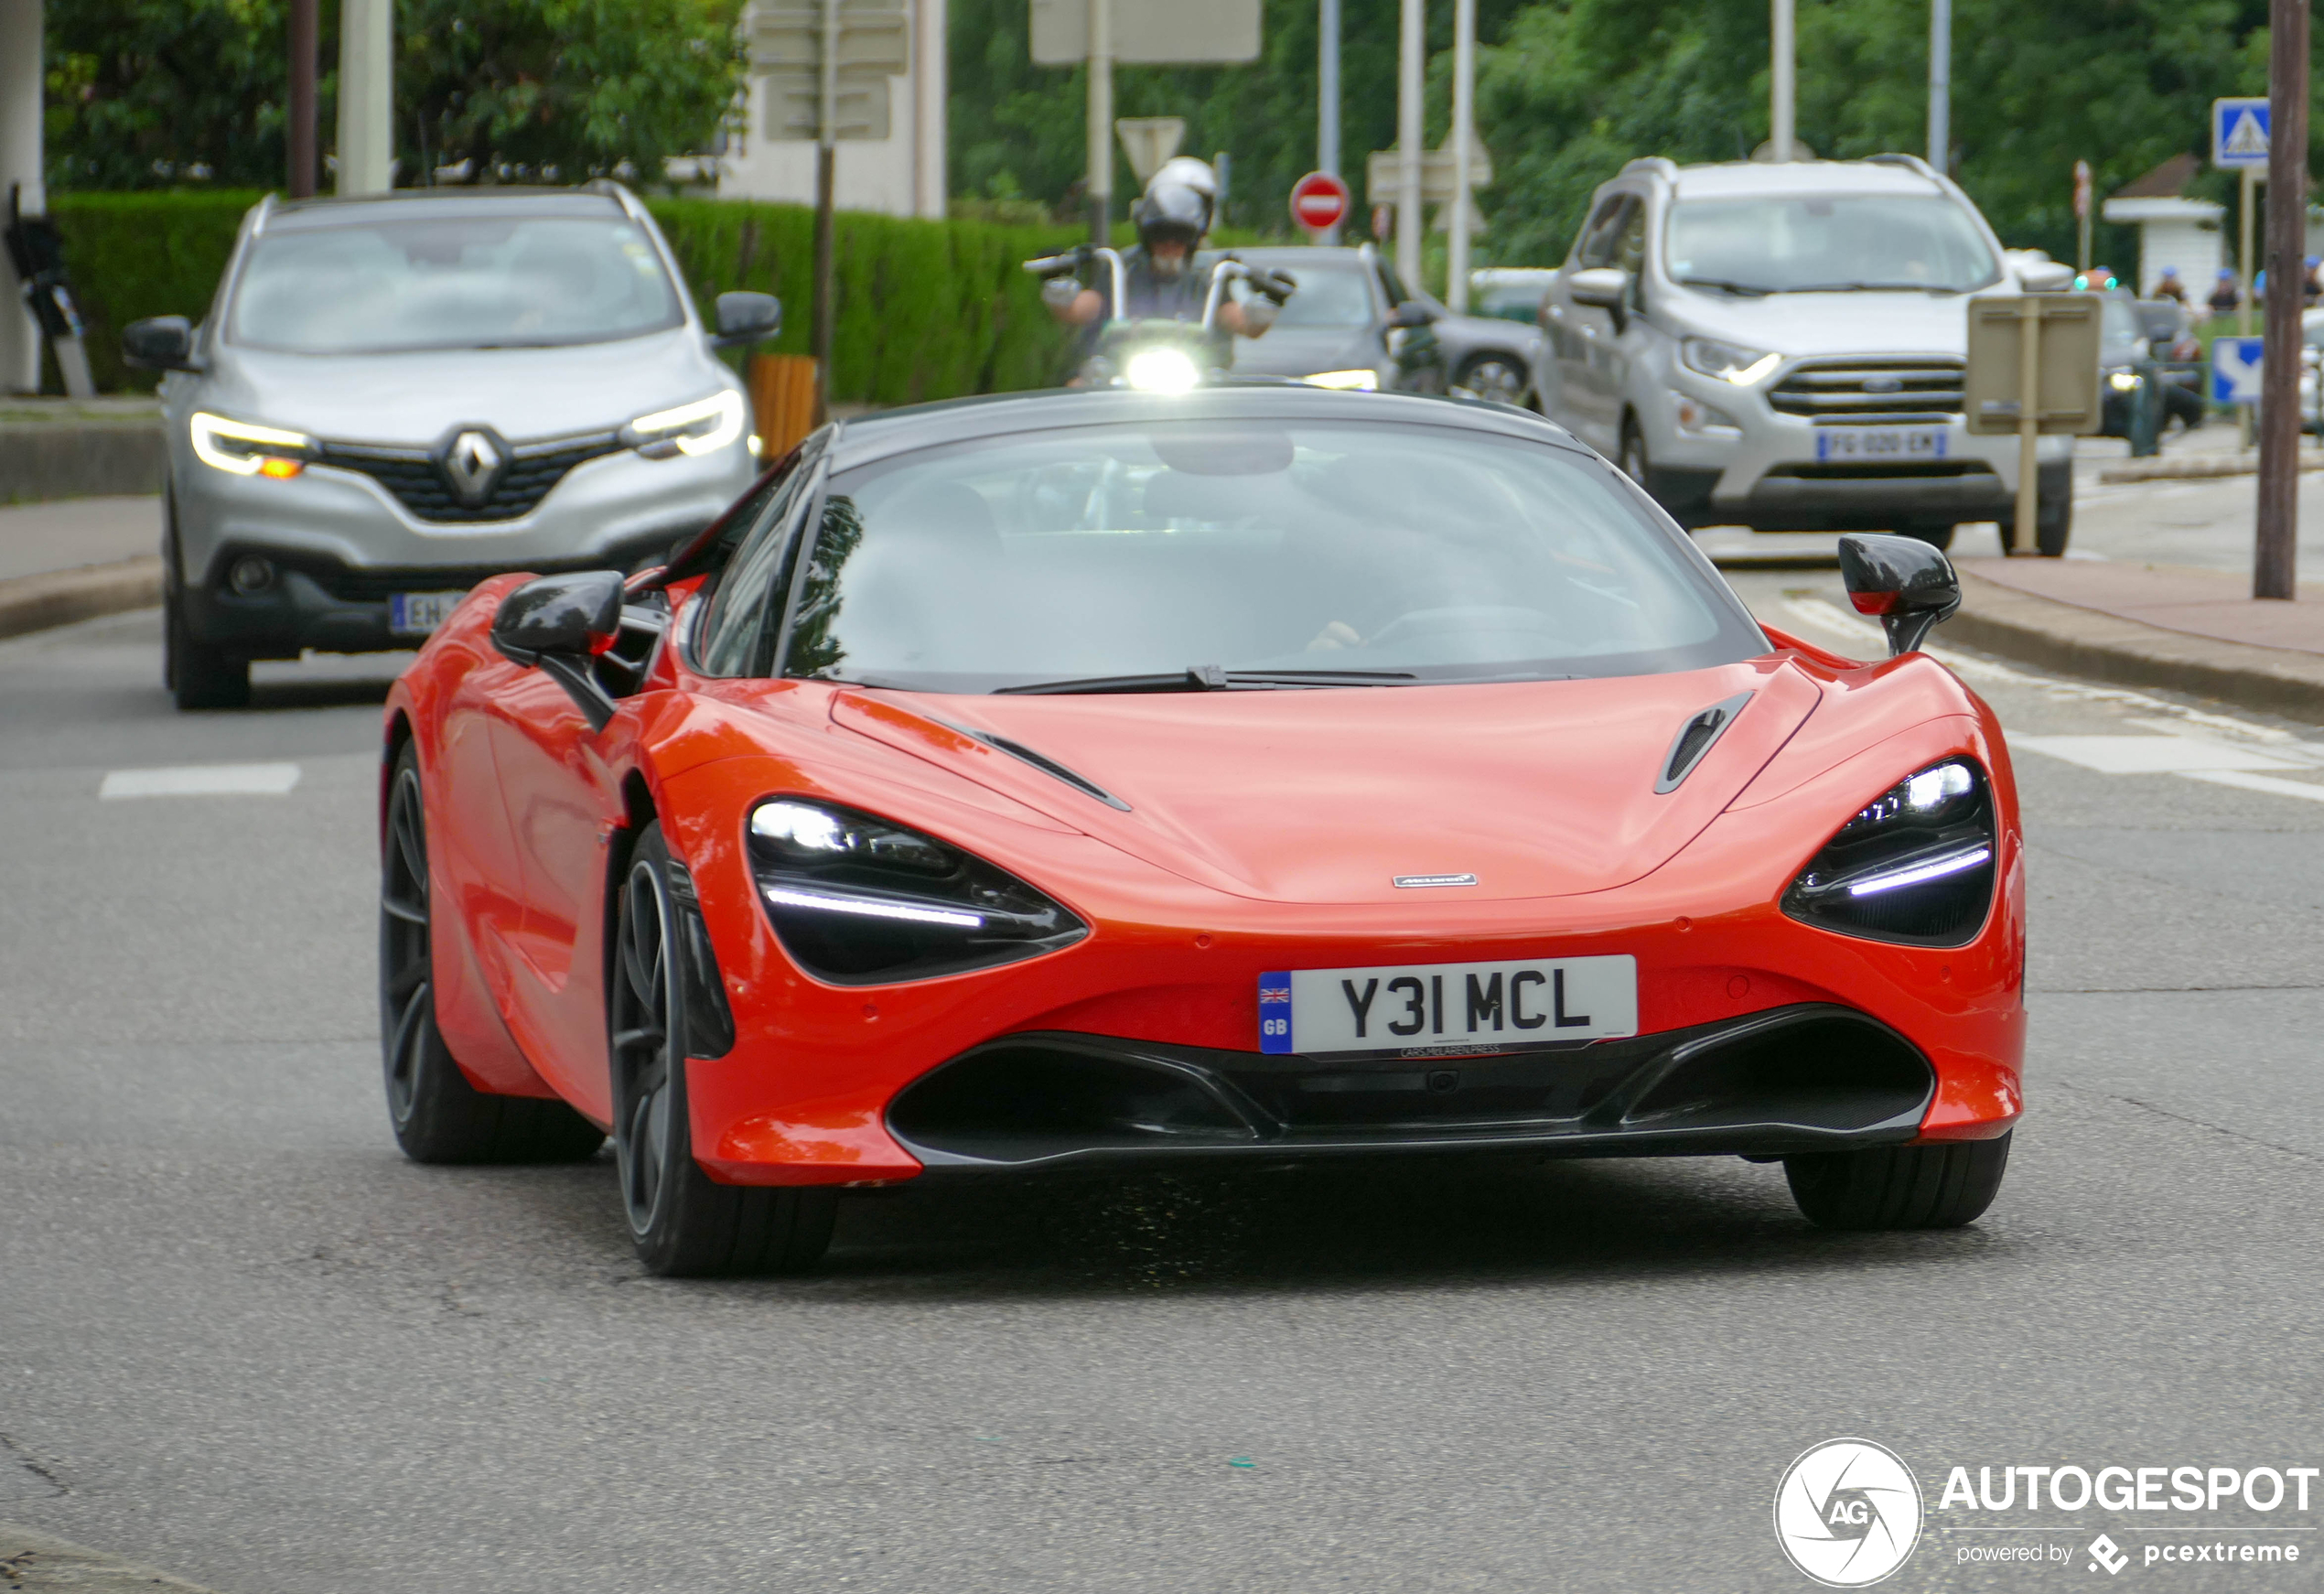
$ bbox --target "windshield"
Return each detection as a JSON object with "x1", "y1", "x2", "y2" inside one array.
[
  {"x1": 230, "y1": 213, "x2": 684, "y2": 353},
  {"x1": 1665, "y1": 193, "x2": 2002, "y2": 295},
  {"x1": 759, "y1": 419, "x2": 1759, "y2": 693},
  {"x1": 1253, "y1": 264, "x2": 1377, "y2": 328},
  {"x1": 1474, "y1": 279, "x2": 1548, "y2": 321}
]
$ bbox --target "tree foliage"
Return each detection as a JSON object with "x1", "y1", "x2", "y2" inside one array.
[{"x1": 42, "y1": 0, "x2": 743, "y2": 191}]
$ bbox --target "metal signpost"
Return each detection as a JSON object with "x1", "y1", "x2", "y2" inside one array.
[
  {"x1": 1965, "y1": 296, "x2": 2103, "y2": 555},
  {"x1": 2072, "y1": 159, "x2": 2092, "y2": 273},
  {"x1": 1031, "y1": 0, "x2": 1260, "y2": 244},
  {"x1": 2214, "y1": 96, "x2": 2269, "y2": 337},
  {"x1": 749, "y1": 0, "x2": 909, "y2": 415}
]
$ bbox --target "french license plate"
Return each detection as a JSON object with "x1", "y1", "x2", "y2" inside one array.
[
  {"x1": 1259, "y1": 955, "x2": 1638, "y2": 1057},
  {"x1": 389, "y1": 589, "x2": 468, "y2": 636},
  {"x1": 1813, "y1": 425, "x2": 1949, "y2": 463}
]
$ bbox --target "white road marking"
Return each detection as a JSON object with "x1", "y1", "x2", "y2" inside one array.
[
  {"x1": 99, "y1": 763, "x2": 303, "y2": 799},
  {"x1": 2179, "y1": 769, "x2": 2324, "y2": 803},
  {"x1": 2004, "y1": 735, "x2": 2302, "y2": 774}
]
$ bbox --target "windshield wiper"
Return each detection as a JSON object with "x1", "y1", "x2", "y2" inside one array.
[
  {"x1": 1674, "y1": 276, "x2": 1774, "y2": 297},
  {"x1": 995, "y1": 665, "x2": 1418, "y2": 695}
]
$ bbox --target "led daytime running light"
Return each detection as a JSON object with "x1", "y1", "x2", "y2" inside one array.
[
  {"x1": 629, "y1": 390, "x2": 746, "y2": 456},
  {"x1": 763, "y1": 885, "x2": 984, "y2": 929},
  {"x1": 190, "y1": 411, "x2": 316, "y2": 476},
  {"x1": 1845, "y1": 845, "x2": 1993, "y2": 898}
]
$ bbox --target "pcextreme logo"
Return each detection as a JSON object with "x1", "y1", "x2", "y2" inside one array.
[{"x1": 1774, "y1": 1438, "x2": 1924, "y2": 1588}]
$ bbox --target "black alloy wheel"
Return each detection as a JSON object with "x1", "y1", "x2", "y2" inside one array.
[
  {"x1": 1783, "y1": 1132, "x2": 2011, "y2": 1230},
  {"x1": 611, "y1": 822, "x2": 836, "y2": 1277},
  {"x1": 380, "y1": 743, "x2": 605, "y2": 1163},
  {"x1": 1456, "y1": 354, "x2": 1530, "y2": 407}
]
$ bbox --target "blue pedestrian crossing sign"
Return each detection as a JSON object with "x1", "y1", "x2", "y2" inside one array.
[
  {"x1": 2212, "y1": 337, "x2": 2265, "y2": 404},
  {"x1": 2214, "y1": 98, "x2": 2270, "y2": 168}
]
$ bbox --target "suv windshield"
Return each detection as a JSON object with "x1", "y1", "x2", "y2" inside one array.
[
  {"x1": 1666, "y1": 193, "x2": 2002, "y2": 295},
  {"x1": 751, "y1": 419, "x2": 1759, "y2": 693},
  {"x1": 230, "y1": 212, "x2": 684, "y2": 353}
]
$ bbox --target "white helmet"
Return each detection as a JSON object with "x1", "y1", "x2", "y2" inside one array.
[{"x1": 1150, "y1": 156, "x2": 1219, "y2": 199}]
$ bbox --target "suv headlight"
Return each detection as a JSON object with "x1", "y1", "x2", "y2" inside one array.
[
  {"x1": 1680, "y1": 337, "x2": 1781, "y2": 385},
  {"x1": 190, "y1": 412, "x2": 315, "y2": 478},
  {"x1": 748, "y1": 798, "x2": 1087, "y2": 984},
  {"x1": 1781, "y1": 759, "x2": 1997, "y2": 944},
  {"x1": 626, "y1": 390, "x2": 746, "y2": 458}
]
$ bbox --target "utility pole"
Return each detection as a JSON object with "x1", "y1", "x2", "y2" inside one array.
[
  {"x1": 1318, "y1": 0, "x2": 1341, "y2": 244},
  {"x1": 1770, "y1": 0, "x2": 1794, "y2": 161},
  {"x1": 1086, "y1": 0, "x2": 1113, "y2": 244},
  {"x1": 812, "y1": 0, "x2": 840, "y2": 416},
  {"x1": 1926, "y1": 0, "x2": 1949, "y2": 172},
  {"x1": 336, "y1": 0, "x2": 393, "y2": 194},
  {"x1": 2239, "y1": 168, "x2": 2258, "y2": 337},
  {"x1": 1447, "y1": 0, "x2": 1474, "y2": 310},
  {"x1": 2256, "y1": 0, "x2": 2308, "y2": 601},
  {"x1": 1396, "y1": 0, "x2": 1423, "y2": 288},
  {"x1": 287, "y1": 0, "x2": 317, "y2": 198}
]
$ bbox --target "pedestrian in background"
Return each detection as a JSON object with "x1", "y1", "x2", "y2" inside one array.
[
  {"x1": 2305, "y1": 256, "x2": 2323, "y2": 307},
  {"x1": 2208, "y1": 269, "x2": 2242, "y2": 319},
  {"x1": 2155, "y1": 266, "x2": 2188, "y2": 305}
]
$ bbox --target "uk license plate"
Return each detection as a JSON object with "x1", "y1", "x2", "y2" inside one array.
[
  {"x1": 1813, "y1": 425, "x2": 1949, "y2": 463},
  {"x1": 1258, "y1": 956, "x2": 1639, "y2": 1057},
  {"x1": 389, "y1": 589, "x2": 468, "y2": 636}
]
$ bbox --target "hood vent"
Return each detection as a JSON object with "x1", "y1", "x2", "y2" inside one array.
[
  {"x1": 1656, "y1": 691, "x2": 1754, "y2": 793},
  {"x1": 928, "y1": 715, "x2": 1132, "y2": 812}
]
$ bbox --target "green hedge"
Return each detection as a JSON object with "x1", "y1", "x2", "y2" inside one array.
[{"x1": 48, "y1": 188, "x2": 1081, "y2": 403}]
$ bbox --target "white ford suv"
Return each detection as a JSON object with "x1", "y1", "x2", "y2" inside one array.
[{"x1": 1538, "y1": 155, "x2": 2075, "y2": 554}]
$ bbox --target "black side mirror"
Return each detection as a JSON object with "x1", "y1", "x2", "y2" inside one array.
[
  {"x1": 1838, "y1": 534, "x2": 1962, "y2": 657},
  {"x1": 490, "y1": 570, "x2": 629, "y2": 729},
  {"x1": 122, "y1": 315, "x2": 202, "y2": 372},
  {"x1": 713, "y1": 291, "x2": 782, "y2": 348}
]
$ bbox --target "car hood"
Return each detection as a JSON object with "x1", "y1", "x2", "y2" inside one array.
[
  {"x1": 1671, "y1": 288, "x2": 2007, "y2": 360},
  {"x1": 828, "y1": 660, "x2": 1823, "y2": 905},
  {"x1": 197, "y1": 328, "x2": 729, "y2": 447},
  {"x1": 1230, "y1": 326, "x2": 1385, "y2": 380}
]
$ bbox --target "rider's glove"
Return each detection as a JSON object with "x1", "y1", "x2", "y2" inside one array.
[
  {"x1": 1040, "y1": 276, "x2": 1084, "y2": 310},
  {"x1": 1238, "y1": 298, "x2": 1280, "y2": 335}
]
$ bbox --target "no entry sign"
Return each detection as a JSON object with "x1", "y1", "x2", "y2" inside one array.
[{"x1": 1290, "y1": 171, "x2": 1351, "y2": 234}]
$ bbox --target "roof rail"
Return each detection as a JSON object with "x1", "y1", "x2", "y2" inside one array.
[
  {"x1": 1866, "y1": 153, "x2": 1939, "y2": 179},
  {"x1": 1619, "y1": 156, "x2": 1681, "y2": 182}
]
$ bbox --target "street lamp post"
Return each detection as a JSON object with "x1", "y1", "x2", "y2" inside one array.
[
  {"x1": 1770, "y1": 0, "x2": 1794, "y2": 161},
  {"x1": 1447, "y1": 0, "x2": 1474, "y2": 311},
  {"x1": 1318, "y1": 0, "x2": 1341, "y2": 244},
  {"x1": 1927, "y1": 0, "x2": 1950, "y2": 172},
  {"x1": 1396, "y1": 0, "x2": 1423, "y2": 288}
]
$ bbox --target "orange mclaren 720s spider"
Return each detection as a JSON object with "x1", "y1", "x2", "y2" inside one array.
[{"x1": 377, "y1": 385, "x2": 2021, "y2": 1276}]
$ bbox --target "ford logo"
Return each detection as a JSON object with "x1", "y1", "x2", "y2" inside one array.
[{"x1": 1863, "y1": 376, "x2": 1905, "y2": 393}]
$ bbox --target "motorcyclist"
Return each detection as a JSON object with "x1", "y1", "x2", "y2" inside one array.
[{"x1": 1044, "y1": 159, "x2": 1279, "y2": 362}]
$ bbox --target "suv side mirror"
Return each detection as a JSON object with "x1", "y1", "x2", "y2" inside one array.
[
  {"x1": 713, "y1": 291, "x2": 782, "y2": 348},
  {"x1": 1386, "y1": 301, "x2": 1436, "y2": 329},
  {"x1": 122, "y1": 315, "x2": 202, "y2": 373},
  {"x1": 1566, "y1": 266, "x2": 1628, "y2": 310},
  {"x1": 1839, "y1": 534, "x2": 1962, "y2": 656},
  {"x1": 2016, "y1": 260, "x2": 2075, "y2": 293}
]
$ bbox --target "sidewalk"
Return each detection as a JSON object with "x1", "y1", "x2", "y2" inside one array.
[
  {"x1": 1949, "y1": 555, "x2": 2324, "y2": 720},
  {"x1": 0, "y1": 495, "x2": 162, "y2": 641}
]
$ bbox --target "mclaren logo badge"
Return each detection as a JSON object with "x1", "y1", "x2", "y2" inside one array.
[{"x1": 439, "y1": 427, "x2": 506, "y2": 507}]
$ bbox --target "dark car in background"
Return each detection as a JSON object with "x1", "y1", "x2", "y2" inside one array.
[{"x1": 1227, "y1": 244, "x2": 1545, "y2": 407}]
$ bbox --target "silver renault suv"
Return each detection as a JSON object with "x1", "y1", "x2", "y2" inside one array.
[
  {"x1": 1537, "y1": 155, "x2": 2077, "y2": 555},
  {"x1": 124, "y1": 183, "x2": 777, "y2": 708}
]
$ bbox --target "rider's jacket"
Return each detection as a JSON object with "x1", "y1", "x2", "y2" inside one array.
[{"x1": 1078, "y1": 246, "x2": 1235, "y2": 367}]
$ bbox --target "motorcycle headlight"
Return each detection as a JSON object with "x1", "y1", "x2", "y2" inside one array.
[
  {"x1": 1781, "y1": 759, "x2": 1997, "y2": 945},
  {"x1": 1680, "y1": 337, "x2": 1781, "y2": 385},
  {"x1": 1124, "y1": 346, "x2": 1202, "y2": 393},
  {"x1": 190, "y1": 412, "x2": 315, "y2": 478},
  {"x1": 1305, "y1": 369, "x2": 1381, "y2": 391},
  {"x1": 626, "y1": 390, "x2": 746, "y2": 458},
  {"x1": 747, "y1": 798, "x2": 1087, "y2": 984}
]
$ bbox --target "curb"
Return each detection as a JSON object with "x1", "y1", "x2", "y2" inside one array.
[
  {"x1": 1, "y1": 1522, "x2": 227, "y2": 1593},
  {"x1": 0, "y1": 557, "x2": 162, "y2": 642},
  {"x1": 1951, "y1": 570, "x2": 2324, "y2": 724},
  {"x1": 2095, "y1": 451, "x2": 2324, "y2": 484}
]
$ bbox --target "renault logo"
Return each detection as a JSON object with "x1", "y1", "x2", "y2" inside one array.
[{"x1": 438, "y1": 426, "x2": 506, "y2": 507}]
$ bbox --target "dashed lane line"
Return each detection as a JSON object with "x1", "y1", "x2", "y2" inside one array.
[{"x1": 97, "y1": 763, "x2": 302, "y2": 799}]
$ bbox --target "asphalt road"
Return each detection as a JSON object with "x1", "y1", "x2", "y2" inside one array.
[{"x1": 4, "y1": 588, "x2": 2322, "y2": 1593}]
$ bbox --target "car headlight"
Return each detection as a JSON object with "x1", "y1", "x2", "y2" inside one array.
[
  {"x1": 1781, "y1": 759, "x2": 1997, "y2": 945},
  {"x1": 1124, "y1": 346, "x2": 1202, "y2": 393},
  {"x1": 189, "y1": 412, "x2": 315, "y2": 478},
  {"x1": 626, "y1": 390, "x2": 746, "y2": 458},
  {"x1": 748, "y1": 798, "x2": 1087, "y2": 984},
  {"x1": 1680, "y1": 337, "x2": 1781, "y2": 385},
  {"x1": 1304, "y1": 369, "x2": 1381, "y2": 391}
]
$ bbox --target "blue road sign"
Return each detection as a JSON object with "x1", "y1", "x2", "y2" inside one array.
[
  {"x1": 2214, "y1": 98, "x2": 2271, "y2": 168},
  {"x1": 2212, "y1": 337, "x2": 2265, "y2": 404}
]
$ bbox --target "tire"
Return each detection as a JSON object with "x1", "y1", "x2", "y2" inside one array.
[
  {"x1": 162, "y1": 527, "x2": 251, "y2": 711},
  {"x1": 1783, "y1": 1132, "x2": 2011, "y2": 1231},
  {"x1": 380, "y1": 744, "x2": 606, "y2": 1165},
  {"x1": 1455, "y1": 353, "x2": 1529, "y2": 406},
  {"x1": 1996, "y1": 490, "x2": 2072, "y2": 558},
  {"x1": 612, "y1": 823, "x2": 836, "y2": 1277}
]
